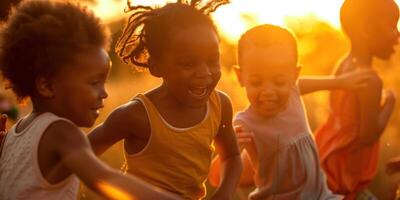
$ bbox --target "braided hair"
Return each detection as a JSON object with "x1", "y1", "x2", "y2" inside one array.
[{"x1": 115, "y1": 0, "x2": 229, "y2": 68}]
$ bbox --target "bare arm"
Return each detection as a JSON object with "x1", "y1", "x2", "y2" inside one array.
[
  {"x1": 208, "y1": 150, "x2": 255, "y2": 188},
  {"x1": 298, "y1": 69, "x2": 373, "y2": 95},
  {"x1": 89, "y1": 101, "x2": 144, "y2": 155},
  {"x1": 210, "y1": 92, "x2": 242, "y2": 200},
  {"x1": 49, "y1": 121, "x2": 181, "y2": 200},
  {"x1": 378, "y1": 90, "x2": 396, "y2": 134},
  {"x1": 356, "y1": 73, "x2": 392, "y2": 145}
]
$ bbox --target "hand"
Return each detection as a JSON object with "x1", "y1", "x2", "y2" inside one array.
[
  {"x1": 234, "y1": 124, "x2": 255, "y2": 148},
  {"x1": 386, "y1": 156, "x2": 400, "y2": 175},
  {"x1": 337, "y1": 68, "x2": 375, "y2": 91},
  {"x1": 383, "y1": 90, "x2": 396, "y2": 108}
]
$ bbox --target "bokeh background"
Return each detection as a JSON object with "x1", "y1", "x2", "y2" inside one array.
[{"x1": 5, "y1": 0, "x2": 400, "y2": 199}]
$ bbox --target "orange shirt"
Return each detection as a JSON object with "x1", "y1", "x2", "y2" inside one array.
[{"x1": 315, "y1": 90, "x2": 379, "y2": 200}]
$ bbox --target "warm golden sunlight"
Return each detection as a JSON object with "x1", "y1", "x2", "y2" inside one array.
[
  {"x1": 66, "y1": 0, "x2": 400, "y2": 199},
  {"x1": 97, "y1": 181, "x2": 135, "y2": 200},
  {"x1": 85, "y1": 0, "x2": 344, "y2": 42}
]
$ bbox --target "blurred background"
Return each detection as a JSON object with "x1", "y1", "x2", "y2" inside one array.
[{"x1": 4, "y1": 0, "x2": 400, "y2": 199}]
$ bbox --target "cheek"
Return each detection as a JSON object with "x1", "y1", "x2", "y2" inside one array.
[
  {"x1": 245, "y1": 87, "x2": 261, "y2": 102},
  {"x1": 277, "y1": 87, "x2": 292, "y2": 102},
  {"x1": 212, "y1": 69, "x2": 221, "y2": 82}
]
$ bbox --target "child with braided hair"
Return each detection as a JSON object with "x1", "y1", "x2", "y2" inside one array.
[{"x1": 88, "y1": 0, "x2": 242, "y2": 199}]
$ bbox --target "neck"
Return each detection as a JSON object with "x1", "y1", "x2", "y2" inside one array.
[
  {"x1": 349, "y1": 42, "x2": 372, "y2": 67},
  {"x1": 30, "y1": 97, "x2": 53, "y2": 115}
]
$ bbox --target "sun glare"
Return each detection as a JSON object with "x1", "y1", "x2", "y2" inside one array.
[{"x1": 86, "y1": 0, "x2": 400, "y2": 43}]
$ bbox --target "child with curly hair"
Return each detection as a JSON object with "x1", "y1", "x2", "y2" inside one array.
[{"x1": 0, "y1": 1, "x2": 181, "y2": 199}]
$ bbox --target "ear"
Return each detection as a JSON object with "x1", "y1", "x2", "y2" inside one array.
[
  {"x1": 233, "y1": 65, "x2": 244, "y2": 87},
  {"x1": 35, "y1": 76, "x2": 54, "y2": 98},
  {"x1": 148, "y1": 58, "x2": 162, "y2": 78}
]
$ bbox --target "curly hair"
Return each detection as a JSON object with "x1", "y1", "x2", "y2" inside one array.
[
  {"x1": 0, "y1": 0, "x2": 23, "y2": 21},
  {"x1": 115, "y1": 0, "x2": 229, "y2": 68},
  {"x1": 0, "y1": 0, "x2": 110, "y2": 100}
]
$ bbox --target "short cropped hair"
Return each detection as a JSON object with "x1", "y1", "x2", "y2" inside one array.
[{"x1": 238, "y1": 24, "x2": 298, "y2": 67}]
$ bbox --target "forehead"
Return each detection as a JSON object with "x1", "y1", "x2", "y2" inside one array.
[
  {"x1": 367, "y1": 1, "x2": 399, "y2": 26},
  {"x1": 164, "y1": 25, "x2": 220, "y2": 55},
  {"x1": 240, "y1": 45, "x2": 297, "y2": 74},
  {"x1": 61, "y1": 48, "x2": 111, "y2": 75}
]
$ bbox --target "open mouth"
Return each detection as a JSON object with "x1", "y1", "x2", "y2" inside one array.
[
  {"x1": 259, "y1": 100, "x2": 279, "y2": 110},
  {"x1": 189, "y1": 87, "x2": 208, "y2": 99}
]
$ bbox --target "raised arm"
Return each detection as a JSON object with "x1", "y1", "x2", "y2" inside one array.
[
  {"x1": 48, "y1": 121, "x2": 181, "y2": 200},
  {"x1": 298, "y1": 69, "x2": 373, "y2": 95},
  {"x1": 210, "y1": 92, "x2": 242, "y2": 200}
]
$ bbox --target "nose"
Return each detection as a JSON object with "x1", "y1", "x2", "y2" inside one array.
[
  {"x1": 195, "y1": 63, "x2": 212, "y2": 78},
  {"x1": 259, "y1": 84, "x2": 275, "y2": 98},
  {"x1": 100, "y1": 85, "x2": 108, "y2": 99}
]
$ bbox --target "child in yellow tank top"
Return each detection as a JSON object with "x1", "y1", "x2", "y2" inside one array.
[{"x1": 88, "y1": 1, "x2": 242, "y2": 199}]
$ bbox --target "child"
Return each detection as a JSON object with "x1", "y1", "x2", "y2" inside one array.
[
  {"x1": 208, "y1": 24, "x2": 375, "y2": 199},
  {"x1": 88, "y1": 0, "x2": 243, "y2": 199},
  {"x1": 315, "y1": 0, "x2": 398, "y2": 199},
  {"x1": 0, "y1": 1, "x2": 181, "y2": 199}
]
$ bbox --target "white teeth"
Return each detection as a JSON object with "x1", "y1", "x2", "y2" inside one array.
[{"x1": 189, "y1": 87, "x2": 208, "y2": 98}]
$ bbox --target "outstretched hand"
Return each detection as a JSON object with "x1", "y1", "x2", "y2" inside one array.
[{"x1": 337, "y1": 68, "x2": 375, "y2": 91}]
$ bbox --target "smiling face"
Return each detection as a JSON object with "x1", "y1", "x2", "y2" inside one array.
[
  {"x1": 237, "y1": 45, "x2": 299, "y2": 118},
  {"x1": 49, "y1": 48, "x2": 111, "y2": 127},
  {"x1": 154, "y1": 25, "x2": 221, "y2": 107}
]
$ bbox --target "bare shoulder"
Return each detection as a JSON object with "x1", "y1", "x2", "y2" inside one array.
[
  {"x1": 42, "y1": 120, "x2": 89, "y2": 155},
  {"x1": 216, "y1": 90, "x2": 233, "y2": 112},
  {"x1": 106, "y1": 100, "x2": 147, "y2": 127},
  {"x1": 215, "y1": 90, "x2": 233, "y2": 130},
  {"x1": 103, "y1": 99, "x2": 150, "y2": 138},
  {"x1": 358, "y1": 70, "x2": 382, "y2": 97}
]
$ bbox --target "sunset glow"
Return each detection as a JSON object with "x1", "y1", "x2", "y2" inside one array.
[{"x1": 85, "y1": 0, "x2": 400, "y2": 42}]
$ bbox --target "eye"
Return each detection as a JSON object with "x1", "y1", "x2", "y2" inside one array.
[
  {"x1": 207, "y1": 57, "x2": 220, "y2": 68},
  {"x1": 90, "y1": 79, "x2": 99, "y2": 84},
  {"x1": 177, "y1": 58, "x2": 196, "y2": 69},
  {"x1": 89, "y1": 77, "x2": 106, "y2": 86},
  {"x1": 275, "y1": 80, "x2": 288, "y2": 86}
]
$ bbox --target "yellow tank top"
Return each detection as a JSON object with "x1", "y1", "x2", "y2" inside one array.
[{"x1": 124, "y1": 91, "x2": 221, "y2": 200}]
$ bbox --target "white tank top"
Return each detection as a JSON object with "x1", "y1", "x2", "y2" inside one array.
[{"x1": 0, "y1": 112, "x2": 79, "y2": 200}]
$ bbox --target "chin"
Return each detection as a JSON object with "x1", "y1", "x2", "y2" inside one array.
[
  {"x1": 256, "y1": 110, "x2": 280, "y2": 119},
  {"x1": 376, "y1": 54, "x2": 392, "y2": 60},
  {"x1": 76, "y1": 119, "x2": 95, "y2": 128},
  {"x1": 376, "y1": 49, "x2": 395, "y2": 60}
]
